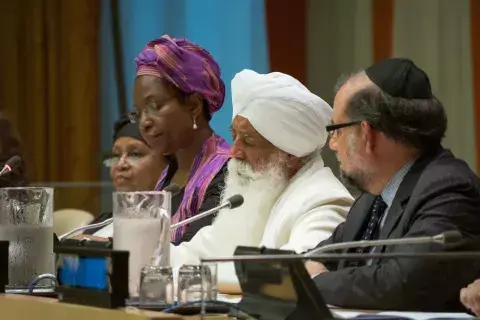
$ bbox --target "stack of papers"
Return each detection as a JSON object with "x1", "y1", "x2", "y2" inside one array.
[
  {"x1": 216, "y1": 294, "x2": 241, "y2": 304},
  {"x1": 332, "y1": 310, "x2": 474, "y2": 319}
]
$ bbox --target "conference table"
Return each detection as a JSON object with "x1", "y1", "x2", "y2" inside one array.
[
  {"x1": 0, "y1": 293, "x2": 475, "y2": 320},
  {"x1": 0, "y1": 294, "x2": 230, "y2": 320}
]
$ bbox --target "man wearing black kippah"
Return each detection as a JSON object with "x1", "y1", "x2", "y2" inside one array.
[{"x1": 305, "y1": 58, "x2": 480, "y2": 311}]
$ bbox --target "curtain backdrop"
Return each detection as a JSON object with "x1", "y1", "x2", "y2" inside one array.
[
  {"x1": 0, "y1": 0, "x2": 101, "y2": 214},
  {"x1": 307, "y1": 0, "x2": 479, "y2": 174},
  {"x1": 473, "y1": 0, "x2": 480, "y2": 173},
  {"x1": 393, "y1": 0, "x2": 476, "y2": 172}
]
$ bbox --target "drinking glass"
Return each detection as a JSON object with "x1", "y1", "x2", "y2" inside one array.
[
  {"x1": 0, "y1": 187, "x2": 54, "y2": 293},
  {"x1": 139, "y1": 265, "x2": 174, "y2": 305},
  {"x1": 177, "y1": 263, "x2": 217, "y2": 303},
  {"x1": 113, "y1": 191, "x2": 171, "y2": 297},
  {"x1": 203, "y1": 262, "x2": 218, "y2": 299}
]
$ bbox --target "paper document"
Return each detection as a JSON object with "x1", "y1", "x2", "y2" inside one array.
[{"x1": 331, "y1": 310, "x2": 474, "y2": 320}]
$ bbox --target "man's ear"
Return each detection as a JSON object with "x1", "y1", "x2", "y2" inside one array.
[{"x1": 361, "y1": 121, "x2": 376, "y2": 155}]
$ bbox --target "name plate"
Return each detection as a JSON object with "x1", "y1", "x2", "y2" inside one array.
[{"x1": 54, "y1": 244, "x2": 129, "y2": 309}]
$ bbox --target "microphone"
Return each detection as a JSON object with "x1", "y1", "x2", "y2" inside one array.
[
  {"x1": 170, "y1": 194, "x2": 244, "y2": 230},
  {"x1": 0, "y1": 155, "x2": 22, "y2": 177},
  {"x1": 201, "y1": 231, "x2": 464, "y2": 263},
  {"x1": 58, "y1": 184, "x2": 182, "y2": 241},
  {"x1": 58, "y1": 218, "x2": 112, "y2": 241},
  {"x1": 149, "y1": 195, "x2": 243, "y2": 266},
  {"x1": 303, "y1": 230, "x2": 463, "y2": 257}
]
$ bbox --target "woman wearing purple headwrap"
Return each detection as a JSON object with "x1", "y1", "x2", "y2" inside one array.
[{"x1": 130, "y1": 35, "x2": 230, "y2": 245}]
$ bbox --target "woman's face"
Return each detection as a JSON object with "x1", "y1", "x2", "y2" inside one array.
[
  {"x1": 108, "y1": 137, "x2": 166, "y2": 191},
  {"x1": 133, "y1": 75, "x2": 202, "y2": 155}
]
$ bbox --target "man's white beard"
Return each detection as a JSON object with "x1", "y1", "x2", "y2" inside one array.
[{"x1": 212, "y1": 157, "x2": 289, "y2": 253}]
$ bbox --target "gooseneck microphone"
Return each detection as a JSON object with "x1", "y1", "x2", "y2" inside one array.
[
  {"x1": 303, "y1": 230, "x2": 463, "y2": 257},
  {"x1": 201, "y1": 231, "x2": 464, "y2": 263},
  {"x1": 170, "y1": 194, "x2": 244, "y2": 230},
  {"x1": 149, "y1": 195, "x2": 243, "y2": 267},
  {"x1": 58, "y1": 217, "x2": 112, "y2": 241},
  {"x1": 58, "y1": 184, "x2": 181, "y2": 241},
  {"x1": 0, "y1": 155, "x2": 22, "y2": 177}
]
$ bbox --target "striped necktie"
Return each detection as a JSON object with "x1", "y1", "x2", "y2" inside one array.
[{"x1": 348, "y1": 196, "x2": 387, "y2": 267}]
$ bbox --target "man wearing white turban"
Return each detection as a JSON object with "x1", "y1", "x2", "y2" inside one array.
[{"x1": 170, "y1": 70, "x2": 353, "y2": 287}]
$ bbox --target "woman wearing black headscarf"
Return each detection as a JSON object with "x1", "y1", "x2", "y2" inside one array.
[
  {"x1": 82, "y1": 114, "x2": 168, "y2": 236},
  {"x1": 106, "y1": 114, "x2": 167, "y2": 193}
]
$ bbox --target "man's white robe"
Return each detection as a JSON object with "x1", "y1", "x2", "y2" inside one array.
[{"x1": 170, "y1": 156, "x2": 353, "y2": 285}]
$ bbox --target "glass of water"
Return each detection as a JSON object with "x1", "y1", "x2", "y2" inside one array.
[
  {"x1": 0, "y1": 187, "x2": 54, "y2": 293},
  {"x1": 113, "y1": 191, "x2": 171, "y2": 298},
  {"x1": 177, "y1": 263, "x2": 217, "y2": 303},
  {"x1": 139, "y1": 265, "x2": 174, "y2": 305},
  {"x1": 202, "y1": 262, "x2": 218, "y2": 299}
]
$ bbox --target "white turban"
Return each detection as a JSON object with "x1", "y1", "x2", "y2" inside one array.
[{"x1": 231, "y1": 69, "x2": 332, "y2": 158}]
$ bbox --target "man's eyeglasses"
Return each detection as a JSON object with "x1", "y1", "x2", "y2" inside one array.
[
  {"x1": 326, "y1": 121, "x2": 362, "y2": 136},
  {"x1": 128, "y1": 103, "x2": 161, "y2": 123}
]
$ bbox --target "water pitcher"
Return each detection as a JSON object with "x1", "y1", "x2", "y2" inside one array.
[
  {"x1": 0, "y1": 187, "x2": 54, "y2": 293},
  {"x1": 113, "y1": 191, "x2": 171, "y2": 297}
]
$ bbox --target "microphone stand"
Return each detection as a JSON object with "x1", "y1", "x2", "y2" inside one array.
[
  {"x1": 170, "y1": 194, "x2": 243, "y2": 230},
  {"x1": 170, "y1": 201, "x2": 231, "y2": 230},
  {"x1": 304, "y1": 234, "x2": 450, "y2": 257},
  {"x1": 204, "y1": 231, "x2": 466, "y2": 263},
  {"x1": 202, "y1": 251, "x2": 480, "y2": 264},
  {"x1": 150, "y1": 195, "x2": 242, "y2": 266},
  {"x1": 58, "y1": 218, "x2": 113, "y2": 241}
]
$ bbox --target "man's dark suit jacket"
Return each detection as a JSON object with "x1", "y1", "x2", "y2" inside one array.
[{"x1": 313, "y1": 147, "x2": 480, "y2": 311}]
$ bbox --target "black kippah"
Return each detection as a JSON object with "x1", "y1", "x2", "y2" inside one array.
[{"x1": 365, "y1": 58, "x2": 432, "y2": 99}]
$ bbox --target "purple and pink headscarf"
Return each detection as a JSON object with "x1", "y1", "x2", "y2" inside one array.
[
  {"x1": 135, "y1": 35, "x2": 225, "y2": 115},
  {"x1": 134, "y1": 35, "x2": 230, "y2": 244}
]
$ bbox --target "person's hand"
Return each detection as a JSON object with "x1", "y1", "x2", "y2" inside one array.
[
  {"x1": 460, "y1": 279, "x2": 480, "y2": 316},
  {"x1": 304, "y1": 260, "x2": 328, "y2": 277},
  {"x1": 70, "y1": 234, "x2": 109, "y2": 242}
]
